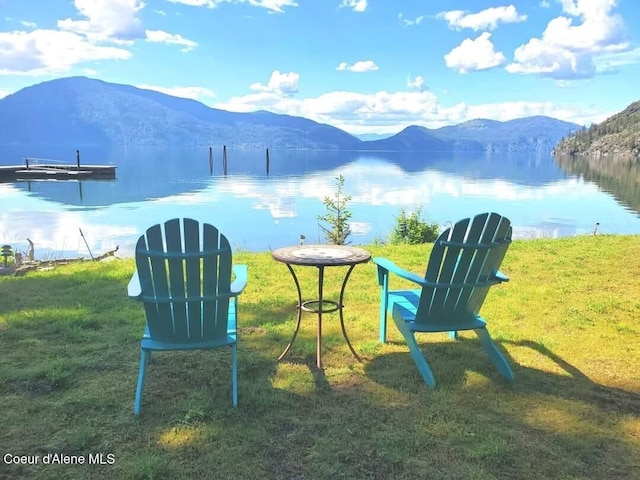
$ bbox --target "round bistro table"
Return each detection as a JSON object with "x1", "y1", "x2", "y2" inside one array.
[{"x1": 271, "y1": 244, "x2": 371, "y2": 369}]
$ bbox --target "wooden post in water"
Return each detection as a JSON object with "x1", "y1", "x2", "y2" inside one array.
[
  {"x1": 76, "y1": 150, "x2": 81, "y2": 170},
  {"x1": 266, "y1": 148, "x2": 270, "y2": 175},
  {"x1": 209, "y1": 147, "x2": 213, "y2": 174},
  {"x1": 25, "y1": 157, "x2": 30, "y2": 169},
  {"x1": 223, "y1": 145, "x2": 228, "y2": 175}
]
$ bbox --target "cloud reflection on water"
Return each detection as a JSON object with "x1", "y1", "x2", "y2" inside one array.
[{"x1": 1, "y1": 154, "x2": 638, "y2": 259}]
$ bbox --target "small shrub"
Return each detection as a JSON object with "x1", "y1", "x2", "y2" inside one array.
[
  {"x1": 389, "y1": 206, "x2": 439, "y2": 244},
  {"x1": 318, "y1": 174, "x2": 352, "y2": 245}
]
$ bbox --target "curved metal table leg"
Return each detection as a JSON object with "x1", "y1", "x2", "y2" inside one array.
[
  {"x1": 277, "y1": 262, "x2": 362, "y2": 368},
  {"x1": 277, "y1": 263, "x2": 303, "y2": 362}
]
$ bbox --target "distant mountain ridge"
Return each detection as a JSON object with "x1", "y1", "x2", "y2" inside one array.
[
  {"x1": 0, "y1": 77, "x2": 580, "y2": 152},
  {"x1": 554, "y1": 100, "x2": 640, "y2": 158},
  {"x1": 0, "y1": 77, "x2": 361, "y2": 150},
  {"x1": 431, "y1": 116, "x2": 581, "y2": 153},
  {"x1": 360, "y1": 116, "x2": 580, "y2": 154}
]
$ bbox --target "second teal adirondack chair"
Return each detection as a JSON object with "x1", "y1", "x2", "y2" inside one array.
[
  {"x1": 373, "y1": 212, "x2": 514, "y2": 387},
  {"x1": 128, "y1": 218, "x2": 247, "y2": 415}
]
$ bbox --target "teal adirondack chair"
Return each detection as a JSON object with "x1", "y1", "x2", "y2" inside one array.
[
  {"x1": 128, "y1": 218, "x2": 247, "y2": 415},
  {"x1": 373, "y1": 212, "x2": 514, "y2": 387}
]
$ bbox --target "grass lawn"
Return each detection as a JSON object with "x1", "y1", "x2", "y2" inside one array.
[{"x1": 1, "y1": 235, "x2": 639, "y2": 479}]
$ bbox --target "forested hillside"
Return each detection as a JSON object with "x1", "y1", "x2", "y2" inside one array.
[{"x1": 554, "y1": 101, "x2": 640, "y2": 158}]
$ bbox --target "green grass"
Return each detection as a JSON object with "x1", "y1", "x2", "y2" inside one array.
[{"x1": 1, "y1": 235, "x2": 639, "y2": 479}]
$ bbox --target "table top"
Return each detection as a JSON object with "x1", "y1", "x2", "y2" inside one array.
[{"x1": 272, "y1": 244, "x2": 371, "y2": 267}]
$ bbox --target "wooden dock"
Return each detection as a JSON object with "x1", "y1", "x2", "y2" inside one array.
[{"x1": 0, "y1": 155, "x2": 116, "y2": 181}]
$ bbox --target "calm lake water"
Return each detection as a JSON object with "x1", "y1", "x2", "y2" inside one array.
[{"x1": 1, "y1": 145, "x2": 639, "y2": 259}]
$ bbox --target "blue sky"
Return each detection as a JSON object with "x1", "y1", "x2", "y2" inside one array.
[{"x1": 1, "y1": 0, "x2": 639, "y2": 134}]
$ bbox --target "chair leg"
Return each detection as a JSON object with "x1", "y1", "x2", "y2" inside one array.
[
  {"x1": 231, "y1": 344, "x2": 238, "y2": 408},
  {"x1": 379, "y1": 277, "x2": 389, "y2": 343},
  {"x1": 392, "y1": 311, "x2": 436, "y2": 388},
  {"x1": 475, "y1": 328, "x2": 514, "y2": 381},
  {"x1": 134, "y1": 349, "x2": 149, "y2": 415}
]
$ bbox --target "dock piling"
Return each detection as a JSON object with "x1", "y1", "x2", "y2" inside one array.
[
  {"x1": 223, "y1": 145, "x2": 228, "y2": 176},
  {"x1": 266, "y1": 148, "x2": 270, "y2": 175}
]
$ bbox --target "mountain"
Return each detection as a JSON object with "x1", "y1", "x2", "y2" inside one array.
[
  {"x1": 554, "y1": 101, "x2": 640, "y2": 158},
  {"x1": 0, "y1": 76, "x2": 362, "y2": 149},
  {"x1": 357, "y1": 116, "x2": 580, "y2": 153},
  {"x1": 0, "y1": 76, "x2": 581, "y2": 153},
  {"x1": 433, "y1": 116, "x2": 581, "y2": 153},
  {"x1": 360, "y1": 126, "x2": 451, "y2": 151},
  {"x1": 354, "y1": 133, "x2": 395, "y2": 141}
]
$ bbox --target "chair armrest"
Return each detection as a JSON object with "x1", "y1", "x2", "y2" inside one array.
[
  {"x1": 127, "y1": 270, "x2": 142, "y2": 299},
  {"x1": 231, "y1": 264, "x2": 248, "y2": 295},
  {"x1": 373, "y1": 257, "x2": 427, "y2": 286},
  {"x1": 493, "y1": 270, "x2": 509, "y2": 283}
]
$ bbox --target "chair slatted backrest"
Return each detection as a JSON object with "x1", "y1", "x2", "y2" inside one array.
[
  {"x1": 416, "y1": 213, "x2": 512, "y2": 328},
  {"x1": 135, "y1": 218, "x2": 233, "y2": 344}
]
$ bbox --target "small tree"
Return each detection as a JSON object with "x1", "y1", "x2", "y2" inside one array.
[
  {"x1": 318, "y1": 175, "x2": 352, "y2": 245},
  {"x1": 389, "y1": 206, "x2": 439, "y2": 244}
]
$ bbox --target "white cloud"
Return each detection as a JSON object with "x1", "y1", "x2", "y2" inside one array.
[
  {"x1": 339, "y1": 0, "x2": 367, "y2": 12},
  {"x1": 57, "y1": 0, "x2": 146, "y2": 43},
  {"x1": 137, "y1": 84, "x2": 217, "y2": 103},
  {"x1": 336, "y1": 60, "x2": 379, "y2": 72},
  {"x1": 145, "y1": 30, "x2": 198, "y2": 51},
  {"x1": 216, "y1": 88, "x2": 443, "y2": 134},
  {"x1": 0, "y1": 89, "x2": 11, "y2": 99},
  {"x1": 250, "y1": 0, "x2": 298, "y2": 12},
  {"x1": 214, "y1": 70, "x2": 606, "y2": 134},
  {"x1": 20, "y1": 21, "x2": 37, "y2": 28},
  {"x1": 168, "y1": 0, "x2": 298, "y2": 13},
  {"x1": 406, "y1": 75, "x2": 425, "y2": 91},
  {"x1": 241, "y1": 70, "x2": 619, "y2": 131},
  {"x1": 461, "y1": 100, "x2": 604, "y2": 126},
  {"x1": 444, "y1": 32, "x2": 506, "y2": 73},
  {"x1": 155, "y1": 9, "x2": 168, "y2": 16},
  {"x1": 168, "y1": 0, "x2": 216, "y2": 6},
  {"x1": 249, "y1": 70, "x2": 299, "y2": 95},
  {"x1": 0, "y1": 29, "x2": 131, "y2": 75},
  {"x1": 439, "y1": 5, "x2": 527, "y2": 31},
  {"x1": 507, "y1": 0, "x2": 630, "y2": 79},
  {"x1": 398, "y1": 13, "x2": 425, "y2": 27},
  {"x1": 540, "y1": 1, "x2": 551, "y2": 7},
  {"x1": 594, "y1": 47, "x2": 640, "y2": 73}
]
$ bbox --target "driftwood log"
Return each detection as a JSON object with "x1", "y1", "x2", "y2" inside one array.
[{"x1": 11, "y1": 245, "x2": 120, "y2": 276}]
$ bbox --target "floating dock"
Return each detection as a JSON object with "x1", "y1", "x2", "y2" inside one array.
[{"x1": 0, "y1": 155, "x2": 116, "y2": 181}]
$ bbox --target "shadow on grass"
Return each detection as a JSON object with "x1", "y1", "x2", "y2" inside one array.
[
  {"x1": 504, "y1": 339, "x2": 640, "y2": 416},
  {"x1": 366, "y1": 336, "x2": 640, "y2": 414},
  {"x1": 363, "y1": 336, "x2": 640, "y2": 478},
  {"x1": 365, "y1": 338, "x2": 493, "y2": 391}
]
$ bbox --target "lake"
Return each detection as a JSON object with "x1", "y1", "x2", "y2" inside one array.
[{"x1": 1, "y1": 145, "x2": 639, "y2": 259}]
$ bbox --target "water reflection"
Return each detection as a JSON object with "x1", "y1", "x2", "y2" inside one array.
[
  {"x1": 555, "y1": 154, "x2": 640, "y2": 216},
  {"x1": 1, "y1": 147, "x2": 639, "y2": 258}
]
